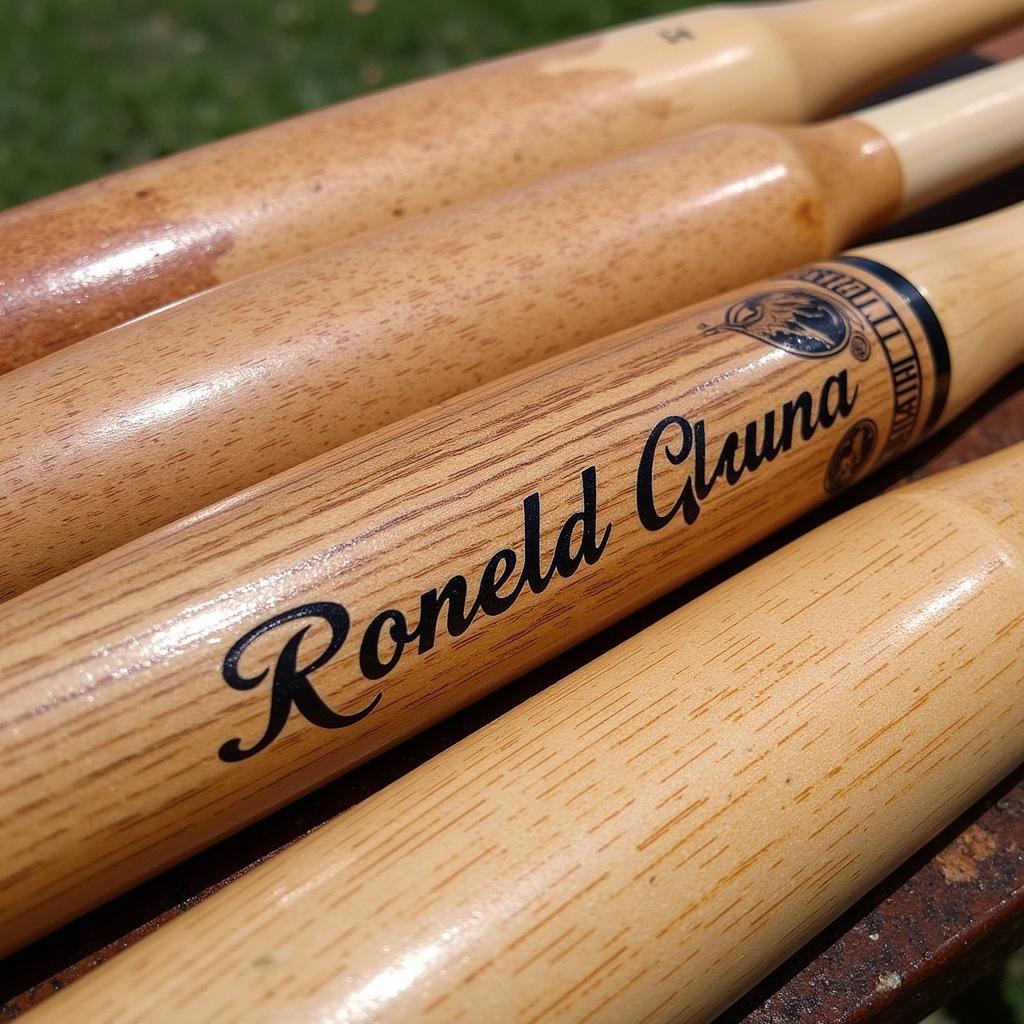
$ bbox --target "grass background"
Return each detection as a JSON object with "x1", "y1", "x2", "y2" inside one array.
[{"x1": 0, "y1": 1, "x2": 1021, "y2": 1019}]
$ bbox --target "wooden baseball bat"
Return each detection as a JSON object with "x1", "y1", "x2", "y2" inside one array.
[
  {"x1": 0, "y1": 202, "x2": 1021, "y2": 954},
  {"x1": 3, "y1": 59, "x2": 1024, "y2": 600},
  {"x1": 2, "y1": 0, "x2": 1023, "y2": 370},
  {"x1": 20, "y1": 441, "x2": 1024, "y2": 1024}
]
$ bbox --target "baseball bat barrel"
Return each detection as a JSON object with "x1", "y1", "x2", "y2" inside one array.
[
  {"x1": 21, "y1": 441, "x2": 1024, "y2": 1024},
  {"x1": 1, "y1": 0, "x2": 1023, "y2": 368},
  {"x1": 3, "y1": 58, "x2": 1023, "y2": 599},
  {"x1": 0, "y1": 203, "x2": 1021, "y2": 953}
]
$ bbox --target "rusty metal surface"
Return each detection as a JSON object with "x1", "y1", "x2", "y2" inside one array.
[{"x1": 1, "y1": 54, "x2": 1023, "y2": 1024}]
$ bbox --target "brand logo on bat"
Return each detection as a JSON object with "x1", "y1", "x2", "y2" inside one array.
[
  {"x1": 712, "y1": 289, "x2": 855, "y2": 358},
  {"x1": 824, "y1": 418, "x2": 878, "y2": 495}
]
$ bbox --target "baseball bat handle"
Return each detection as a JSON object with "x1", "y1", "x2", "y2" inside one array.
[
  {"x1": 764, "y1": 0, "x2": 1024, "y2": 112},
  {"x1": 851, "y1": 200, "x2": 1024, "y2": 420},
  {"x1": 858, "y1": 55, "x2": 1024, "y2": 213},
  {"x1": 23, "y1": 441, "x2": 1024, "y2": 1023}
]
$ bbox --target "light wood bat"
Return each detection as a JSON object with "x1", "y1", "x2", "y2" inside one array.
[
  {"x1": 2, "y1": 58, "x2": 1023, "y2": 597},
  {"x1": 0, "y1": 202, "x2": 1020, "y2": 953},
  {"x1": 19, "y1": 441, "x2": 1024, "y2": 1024},
  {"x1": 1, "y1": 0, "x2": 1022, "y2": 366}
]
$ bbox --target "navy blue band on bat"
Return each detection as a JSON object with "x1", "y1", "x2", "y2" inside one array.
[{"x1": 837, "y1": 255, "x2": 951, "y2": 435}]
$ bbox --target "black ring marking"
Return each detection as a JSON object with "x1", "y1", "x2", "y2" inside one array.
[{"x1": 837, "y1": 255, "x2": 951, "y2": 435}]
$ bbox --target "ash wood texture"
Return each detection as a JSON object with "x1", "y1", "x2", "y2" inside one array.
[
  {"x1": 5, "y1": 58, "x2": 1024, "y2": 599},
  {"x1": 0, "y1": 118, "x2": 902, "y2": 599},
  {"x1": 1, "y1": 0, "x2": 1023, "y2": 369},
  {"x1": 3, "y1": 61, "x2": 1021, "y2": 1024},
  {"x1": 2, "y1": 370, "x2": 1020, "y2": 1024},
  {"x1": 1, "y1": 206, "x2": 1021, "y2": 955},
  {"x1": 20, "y1": 441, "x2": 1024, "y2": 1024}
]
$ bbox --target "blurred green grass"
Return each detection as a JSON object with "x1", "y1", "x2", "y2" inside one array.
[
  {"x1": 930, "y1": 949, "x2": 1024, "y2": 1024},
  {"x1": 0, "y1": 2, "x2": 1020, "y2": 1020}
]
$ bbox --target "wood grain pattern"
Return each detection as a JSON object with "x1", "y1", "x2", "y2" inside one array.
[
  {"x1": 1, "y1": 205, "x2": 1020, "y2": 956},
  {"x1": 726, "y1": 755, "x2": 1024, "y2": 1023},
  {"x1": 2, "y1": 368, "x2": 1019, "y2": 1024},
  {"x1": 20, "y1": 439, "x2": 1024, "y2": 1024},
  {"x1": 3, "y1": 59, "x2": 1021, "y2": 1023},
  {"x1": 4, "y1": 57, "x2": 1023, "y2": 599},
  {"x1": 1, "y1": 0, "x2": 1022, "y2": 368},
  {"x1": 0, "y1": 118, "x2": 902, "y2": 598}
]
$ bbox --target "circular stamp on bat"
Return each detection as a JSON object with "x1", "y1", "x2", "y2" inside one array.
[
  {"x1": 825, "y1": 418, "x2": 879, "y2": 495},
  {"x1": 850, "y1": 332, "x2": 871, "y2": 362}
]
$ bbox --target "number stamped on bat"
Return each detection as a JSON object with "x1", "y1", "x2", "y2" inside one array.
[
  {"x1": 218, "y1": 260, "x2": 949, "y2": 762},
  {"x1": 658, "y1": 26, "x2": 694, "y2": 44}
]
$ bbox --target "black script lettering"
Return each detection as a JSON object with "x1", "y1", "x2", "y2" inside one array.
[
  {"x1": 219, "y1": 602, "x2": 381, "y2": 763},
  {"x1": 636, "y1": 371, "x2": 857, "y2": 532},
  {"x1": 417, "y1": 576, "x2": 474, "y2": 652},
  {"x1": 636, "y1": 416, "x2": 699, "y2": 530},
  {"x1": 551, "y1": 466, "x2": 612, "y2": 577},
  {"x1": 741, "y1": 413, "x2": 782, "y2": 473},
  {"x1": 520, "y1": 491, "x2": 556, "y2": 595},
  {"x1": 359, "y1": 608, "x2": 416, "y2": 681},
  {"x1": 476, "y1": 549, "x2": 520, "y2": 616},
  {"x1": 821, "y1": 373, "x2": 859, "y2": 426},
  {"x1": 408, "y1": 466, "x2": 610, "y2": 659},
  {"x1": 694, "y1": 420, "x2": 724, "y2": 497},
  {"x1": 519, "y1": 466, "x2": 611, "y2": 596},
  {"x1": 780, "y1": 390, "x2": 815, "y2": 446},
  {"x1": 220, "y1": 470, "x2": 614, "y2": 760}
]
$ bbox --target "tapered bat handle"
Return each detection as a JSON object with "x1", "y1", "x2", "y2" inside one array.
[
  {"x1": 1, "y1": 203, "x2": 1022, "y2": 954},
  {"x1": 859, "y1": 55, "x2": 1024, "y2": 213},
  {"x1": 850, "y1": 200, "x2": 1024, "y2": 419},
  {"x1": 3, "y1": 60, "x2": 1023, "y2": 599},
  {"x1": 1, "y1": 0, "x2": 1022, "y2": 368},
  {"x1": 23, "y1": 442, "x2": 1024, "y2": 1024}
]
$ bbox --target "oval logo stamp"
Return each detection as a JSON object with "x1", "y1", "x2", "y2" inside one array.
[
  {"x1": 713, "y1": 289, "x2": 857, "y2": 358},
  {"x1": 825, "y1": 418, "x2": 879, "y2": 494}
]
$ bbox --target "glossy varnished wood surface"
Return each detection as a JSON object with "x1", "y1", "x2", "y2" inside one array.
[
  {"x1": 15, "y1": 422, "x2": 1024, "y2": 1023},
  {"x1": 0, "y1": 118, "x2": 901, "y2": 598},
  {"x1": 6, "y1": 48, "x2": 1024, "y2": 599},
  {"x1": 1, "y1": 0, "x2": 1022, "y2": 368},
  {"x1": 726, "y1": 760, "x2": 1024, "y2": 1024},
  {"x1": 721, "y1": 369, "x2": 1024, "y2": 1024},
  {"x1": 0, "y1": 214, "x2": 991, "y2": 955},
  {"x1": 1, "y1": 196, "x2": 1020, "y2": 955},
  {"x1": 1, "y1": 44, "x2": 1023, "y2": 1024},
  {"x1": 2, "y1": 367, "x2": 1020, "y2": 1023}
]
